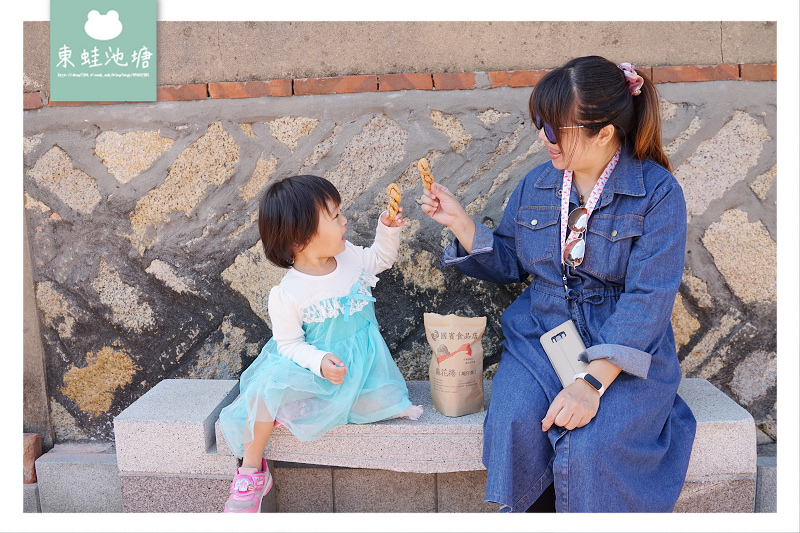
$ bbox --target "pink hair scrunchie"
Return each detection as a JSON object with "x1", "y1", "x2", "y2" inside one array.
[{"x1": 619, "y1": 62, "x2": 644, "y2": 96}]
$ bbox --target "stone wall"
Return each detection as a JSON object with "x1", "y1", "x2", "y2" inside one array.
[{"x1": 23, "y1": 77, "x2": 776, "y2": 446}]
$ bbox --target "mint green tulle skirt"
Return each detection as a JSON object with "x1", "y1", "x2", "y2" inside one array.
[{"x1": 218, "y1": 303, "x2": 412, "y2": 457}]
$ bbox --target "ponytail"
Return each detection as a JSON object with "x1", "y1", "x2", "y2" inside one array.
[{"x1": 631, "y1": 70, "x2": 672, "y2": 172}]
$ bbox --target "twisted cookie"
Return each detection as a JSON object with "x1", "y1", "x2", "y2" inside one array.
[
  {"x1": 418, "y1": 158, "x2": 434, "y2": 190},
  {"x1": 387, "y1": 183, "x2": 401, "y2": 219}
]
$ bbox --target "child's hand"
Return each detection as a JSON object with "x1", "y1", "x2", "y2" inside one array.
[
  {"x1": 321, "y1": 353, "x2": 347, "y2": 385},
  {"x1": 381, "y1": 207, "x2": 408, "y2": 228}
]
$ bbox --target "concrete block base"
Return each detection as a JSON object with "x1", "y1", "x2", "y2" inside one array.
[
  {"x1": 121, "y1": 475, "x2": 232, "y2": 513},
  {"x1": 277, "y1": 464, "x2": 495, "y2": 512},
  {"x1": 272, "y1": 463, "x2": 333, "y2": 512},
  {"x1": 116, "y1": 462, "x2": 495, "y2": 513},
  {"x1": 120, "y1": 474, "x2": 278, "y2": 513},
  {"x1": 333, "y1": 468, "x2": 437, "y2": 512},
  {"x1": 35, "y1": 443, "x2": 123, "y2": 513},
  {"x1": 437, "y1": 470, "x2": 499, "y2": 513},
  {"x1": 23, "y1": 482, "x2": 40, "y2": 513},
  {"x1": 121, "y1": 461, "x2": 277, "y2": 513},
  {"x1": 674, "y1": 478, "x2": 756, "y2": 513},
  {"x1": 755, "y1": 455, "x2": 777, "y2": 512}
]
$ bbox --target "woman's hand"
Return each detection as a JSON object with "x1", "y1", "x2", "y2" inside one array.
[
  {"x1": 380, "y1": 207, "x2": 408, "y2": 228},
  {"x1": 541, "y1": 379, "x2": 600, "y2": 431},
  {"x1": 541, "y1": 359, "x2": 621, "y2": 431},
  {"x1": 320, "y1": 353, "x2": 347, "y2": 385},
  {"x1": 419, "y1": 183, "x2": 476, "y2": 253},
  {"x1": 419, "y1": 182, "x2": 466, "y2": 227}
]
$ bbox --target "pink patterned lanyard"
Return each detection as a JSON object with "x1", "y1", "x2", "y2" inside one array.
[{"x1": 559, "y1": 147, "x2": 621, "y2": 265}]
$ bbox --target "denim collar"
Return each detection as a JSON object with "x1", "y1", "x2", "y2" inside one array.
[{"x1": 534, "y1": 144, "x2": 646, "y2": 209}]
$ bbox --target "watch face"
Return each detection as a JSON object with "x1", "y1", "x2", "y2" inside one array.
[{"x1": 583, "y1": 373, "x2": 602, "y2": 391}]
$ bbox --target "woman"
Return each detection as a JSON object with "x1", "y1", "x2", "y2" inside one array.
[{"x1": 420, "y1": 56, "x2": 696, "y2": 512}]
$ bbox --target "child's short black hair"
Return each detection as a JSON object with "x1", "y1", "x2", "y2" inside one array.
[{"x1": 258, "y1": 175, "x2": 341, "y2": 268}]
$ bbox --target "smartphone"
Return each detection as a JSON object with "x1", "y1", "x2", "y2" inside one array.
[{"x1": 539, "y1": 320, "x2": 588, "y2": 388}]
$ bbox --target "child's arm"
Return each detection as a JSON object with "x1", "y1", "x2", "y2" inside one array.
[
  {"x1": 268, "y1": 286, "x2": 330, "y2": 379},
  {"x1": 358, "y1": 210, "x2": 405, "y2": 276}
]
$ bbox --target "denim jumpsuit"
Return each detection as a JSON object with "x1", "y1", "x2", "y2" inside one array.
[{"x1": 443, "y1": 145, "x2": 697, "y2": 512}]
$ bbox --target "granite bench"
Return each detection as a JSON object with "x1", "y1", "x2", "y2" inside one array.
[{"x1": 112, "y1": 378, "x2": 756, "y2": 513}]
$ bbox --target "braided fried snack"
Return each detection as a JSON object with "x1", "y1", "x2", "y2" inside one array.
[
  {"x1": 387, "y1": 183, "x2": 401, "y2": 219},
  {"x1": 418, "y1": 158, "x2": 434, "y2": 190}
]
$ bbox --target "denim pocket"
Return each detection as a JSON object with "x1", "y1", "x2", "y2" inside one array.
[
  {"x1": 515, "y1": 206, "x2": 559, "y2": 267},
  {"x1": 582, "y1": 214, "x2": 644, "y2": 281}
]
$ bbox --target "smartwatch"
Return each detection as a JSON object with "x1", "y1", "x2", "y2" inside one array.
[{"x1": 574, "y1": 372, "x2": 605, "y2": 397}]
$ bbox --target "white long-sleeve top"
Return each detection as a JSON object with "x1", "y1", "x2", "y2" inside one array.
[{"x1": 267, "y1": 217, "x2": 402, "y2": 378}]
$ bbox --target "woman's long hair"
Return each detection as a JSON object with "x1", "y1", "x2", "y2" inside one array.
[{"x1": 529, "y1": 55, "x2": 671, "y2": 172}]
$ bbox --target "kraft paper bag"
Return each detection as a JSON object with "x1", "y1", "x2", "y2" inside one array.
[{"x1": 424, "y1": 313, "x2": 486, "y2": 417}]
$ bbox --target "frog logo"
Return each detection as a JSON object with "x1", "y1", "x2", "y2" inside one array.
[{"x1": 84, "y1": 10, "x2": 123, "y2": 41}]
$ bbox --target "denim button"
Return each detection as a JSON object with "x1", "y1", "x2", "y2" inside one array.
[
  {"x1": 531, "y1": 219, "x2": 538, "y2": 226},
  {"x1": 611, "y1": 229, "x2": 618, "y2": 237}
]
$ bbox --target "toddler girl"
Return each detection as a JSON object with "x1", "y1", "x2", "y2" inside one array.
[{"x1": 218, "y1": 174, "x2": 422, "y2": 513}]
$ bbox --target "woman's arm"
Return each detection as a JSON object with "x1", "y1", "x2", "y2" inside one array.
[
  {"x1": 420, "y1": 183, "x2": 476, "y2": 253},
  {"x1": 422, "y1": 181, "x2": 530, "y2": 285},
  {"x1": 580, "y1": 177, "x2": 687, "y2": 377}
]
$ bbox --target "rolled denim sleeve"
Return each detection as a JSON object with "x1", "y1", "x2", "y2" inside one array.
[
  {"x1": 442, "y1": 221, "x2": 494, "y2": 265},
  {"x1": 580, "y1": 344, "x2": 652, "y2": 379},
  {"x1": 441, "y1": 181, "x2": 530, "y2": 285},
  {"x1": 578, "y1": 176, "x2": 687, "y2": 379}
]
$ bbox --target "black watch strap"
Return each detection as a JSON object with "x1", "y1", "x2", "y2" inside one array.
[{"x1": 574, "y1": 372, "x2": 605, "y2": 396}]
